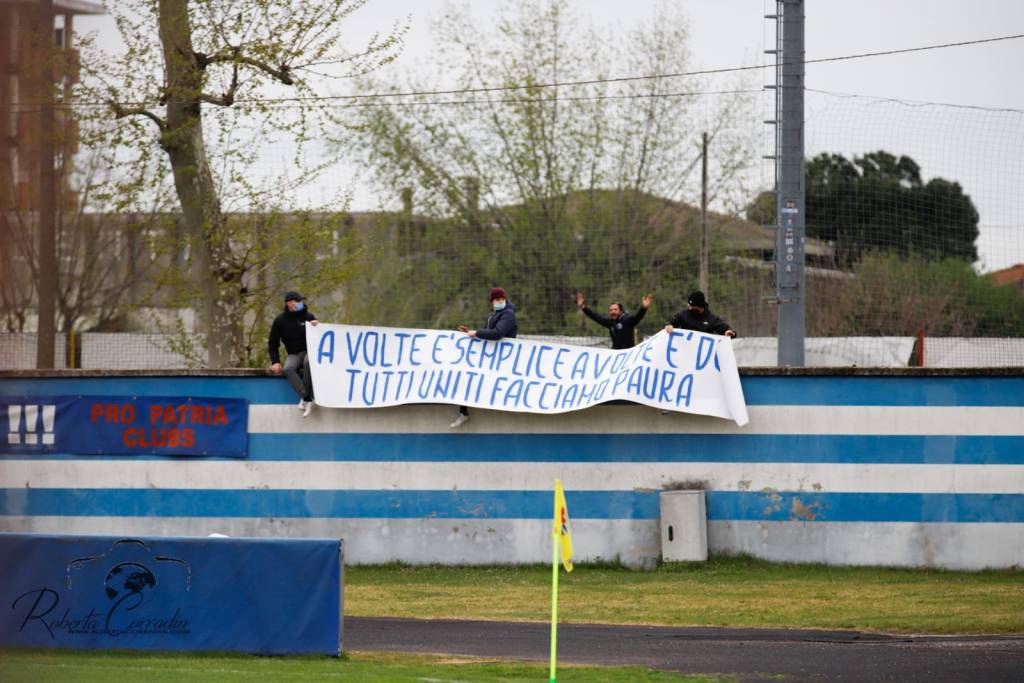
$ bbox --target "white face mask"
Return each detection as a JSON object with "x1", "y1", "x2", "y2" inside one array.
[{"x1": 493, "y1": 299, "x2": 507, "y2": 311}]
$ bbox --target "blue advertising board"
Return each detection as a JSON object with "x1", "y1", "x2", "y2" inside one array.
[
  {"x1": 0, "y1": 534, "x2": 342, "y2": 655},
  {"x1": 1, "y1": 396, "x2": 248, "y2": 457}
]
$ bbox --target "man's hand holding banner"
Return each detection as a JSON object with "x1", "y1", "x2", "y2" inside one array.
[{"x1": 307, "y1": 324, "x2": 748, "y2": 425}]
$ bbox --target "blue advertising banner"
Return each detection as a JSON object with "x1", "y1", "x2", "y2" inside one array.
[
  {"x1": 0, "y1": 534, "x2": 342, "y2": 655},
  {"x1": 1, "y1": 396, "x2": 248, "y2": 457}
]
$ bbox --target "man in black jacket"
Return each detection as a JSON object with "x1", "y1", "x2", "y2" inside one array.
[
  {"x1": 664, "y1": 290, "x2": 736, "y2": 338},
  {"x1": 451, "y1": 287, "x2": 518, "y2": 428},
  {"x1": 576, "y1": 291, "x2": 653, "y2": 349},
  {"x1": 268, "y1": 291, "x2": 319, "y2": 417}
]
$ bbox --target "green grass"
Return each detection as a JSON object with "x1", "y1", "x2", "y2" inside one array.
[
  {"x1": 4, "y1": 557, "x2": 1019, "y2": 680},
  {"x1": 344, "y1": 555, "x2": 1024, "y2": 634},
  {"x1": 0, "y1": 649, "x2": 727, "y2": 682}
]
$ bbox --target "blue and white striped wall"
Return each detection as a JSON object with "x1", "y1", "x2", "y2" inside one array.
[{"x1": 2, "y1": 371, "x2": 1022, "y2": 569}]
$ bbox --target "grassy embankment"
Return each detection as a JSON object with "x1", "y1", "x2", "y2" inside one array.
[{"x1": 346, "y1": 555, "x2": 1024, "y2": 634}]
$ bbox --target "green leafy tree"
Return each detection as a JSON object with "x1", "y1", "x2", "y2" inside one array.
[
  {"x1": 346, "y1": 0, "x2": 757, "y2": 335},
  {"x1": 809, "y1": 252, "x2": 1024, "y2": 338},
  {"x1": 748, "y1": 151, "x2": 980, "y2": 266},
  {"x1": 80, "y1": 0, "x2": 406, "y2": 366}
]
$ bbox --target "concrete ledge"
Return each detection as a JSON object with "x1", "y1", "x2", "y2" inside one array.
[
  {"x1": 737, "y1": 366, "x2": 1024, "y2": 377},
  {"x1": 0, "y1": 368, "x2": 267, "y2": 378},
  {"x1": 3, "y1": 366, "x2": 1023, "y2": 379}
]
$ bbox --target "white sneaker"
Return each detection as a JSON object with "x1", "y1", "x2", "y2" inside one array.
[
  {"x1": 303, "y1": 401, "x2": 315, "y2": 418},
  {"x1": 298, "y1": 399, "x2": 307, "y2": 410},
  {"x1": 449, "y1": 413, "x2": 470, "y2": 429}
]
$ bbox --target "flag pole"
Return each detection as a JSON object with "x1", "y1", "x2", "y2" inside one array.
[{"x1": 549, "y1": 511, "x2": 560, "y2": 683}]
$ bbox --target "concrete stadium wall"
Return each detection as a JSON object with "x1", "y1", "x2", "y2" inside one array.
[{"x1": 2, "y1": 369, "x2": 1022, "y2": 570}]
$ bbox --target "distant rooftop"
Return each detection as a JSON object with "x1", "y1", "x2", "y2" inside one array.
[
  {"x1": 0, "y1": 0, "x2": 105, "y2": 15},
  {"x1": 989, "y1": 263, "x2": 1024, "y2": 286}
]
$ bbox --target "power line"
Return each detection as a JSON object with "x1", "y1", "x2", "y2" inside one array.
[
  {"x1": 235, "y1": 88, "x2": 761, "y2": 111},
  {"x1": 807, "y1": 88, "x2": 1024, "y2": 115},
  {"x1": 4, "y1": 31, "x2": 1023, "y2": 110},
  {"x1": 239, "y1": 32, "x2": 1024, "y2": 106},
  {"x1": 5, "y1": 88, "x2": 761, "y2": 116}
]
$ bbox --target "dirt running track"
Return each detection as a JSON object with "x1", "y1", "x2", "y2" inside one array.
[{"x1": 346, "y1": 617, "x2": 1024, "y2": 682}]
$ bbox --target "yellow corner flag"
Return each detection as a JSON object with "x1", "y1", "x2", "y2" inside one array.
[
  {"x1": 553, "y1": 479, "x2": 574, "y2": 572},
  {"x1": 550, "y1": 479, "x2": 573, "y2": 682}
]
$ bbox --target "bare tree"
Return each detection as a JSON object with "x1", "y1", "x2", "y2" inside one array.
[
  {"x1": 0, "y1": 144, "x2": 166, "y2": 334},
  {"x1": 81, "y1": 0, "x2": 406, "y2": 366}
]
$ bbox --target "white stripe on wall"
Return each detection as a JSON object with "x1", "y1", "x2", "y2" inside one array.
[
  {"x1": 710, "y1": 520, "x2": 1024, "y2": 571},
  {"x1": 0, "y1": 516, "x2": 659, "y2": 566},
  {"x1": 4, "y1": 516, "x2": 1020, "y2": 570},
  {"x1": 248, "y1": 404, "x2": 1024, "y2": 436},
  {"x1": 4, "y1": 460, "x2": 1022, "y2": 494}
]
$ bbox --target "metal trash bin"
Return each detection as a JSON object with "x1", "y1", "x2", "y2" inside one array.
[{"x1": 659, "y1": 490, "x2": 708, "y2": 562}]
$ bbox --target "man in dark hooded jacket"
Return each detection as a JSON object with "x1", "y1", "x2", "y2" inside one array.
[
  {"x1": 576, "y1": 291, "x2": 653, "y2": 349},
  {"x1": 268, "y1": 291, "x2": 319, "y2": 417},
  {"x1": 450, "y1": 287, "x2": 517, "y2": 427},
  {"x1": 664, "y1": 290, "x2": 736, "y2": 338}
]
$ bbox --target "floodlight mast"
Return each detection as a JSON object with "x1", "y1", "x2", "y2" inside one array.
[{"x1": 767, "y1": 0, "x2": 806, "y2": 366}]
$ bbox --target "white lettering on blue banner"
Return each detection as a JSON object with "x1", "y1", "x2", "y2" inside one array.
[{"x1": 307, "y1": 325, "x2": 749, "y2": 426}]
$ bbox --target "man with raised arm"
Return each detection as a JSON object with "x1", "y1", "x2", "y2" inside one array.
[{"x1": 576, "y1": 291, "x2": 653, "y2": 349}]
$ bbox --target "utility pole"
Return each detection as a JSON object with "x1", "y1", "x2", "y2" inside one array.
[
  {"x1": 699, "y1": 132, "x2": 709, "y2": 295},
  {"x1": 36, "y1": 0, "x2": 57, "y2": 369},
  {"x1": 770, "y1": 0, "x2": 805, "y2": 366}
]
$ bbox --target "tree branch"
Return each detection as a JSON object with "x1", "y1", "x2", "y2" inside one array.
[
  {"x1": 201, "y1": 49, "x2": 294, "y2": 85},
  {"x1": 199, "y1": 60, "x2": 241, "y2": 107},
  {"x1": 109, "y1": 100, "x2": 167, "y2": 131}
]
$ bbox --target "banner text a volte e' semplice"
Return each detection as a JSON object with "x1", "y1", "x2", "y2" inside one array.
[{"x1": 307, "y1": 324, "x2": 748, "y2": 425}]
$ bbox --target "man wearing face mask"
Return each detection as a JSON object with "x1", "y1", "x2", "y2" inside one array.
[
  {"x1": 576, "y1": 291, "x2": 653, "y2": 349},
  {"x1": 450, "y1": 287, "x2": 518, "y2": 428},
  {"x1": 268, "y1": 291, "x2": 319, "y2": 417}
]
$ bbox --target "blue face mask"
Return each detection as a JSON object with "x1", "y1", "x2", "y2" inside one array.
[
  {"x1": 293, "y1": 301, "x2": 304, "y2": 311},
  {"x1": 493, "y1": 301, "x2": 506, "y2": 311}
]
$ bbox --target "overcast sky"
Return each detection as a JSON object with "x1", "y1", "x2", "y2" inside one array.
[
  {"x1": 306, "y1": 0, "x2": 1024, "y2": 109},
  {"x1": 77, "y1": 1, "x2": 1024, "y2": 269}
]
